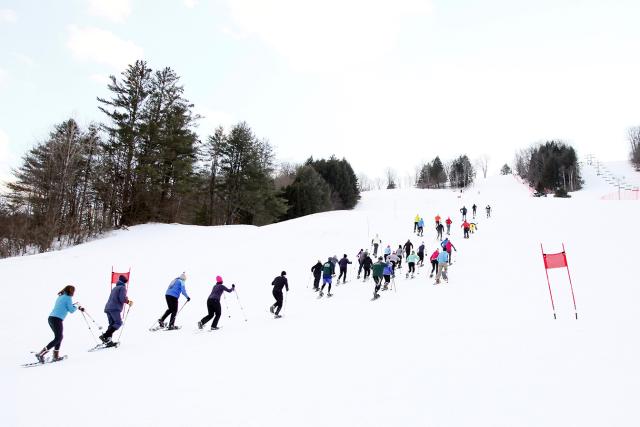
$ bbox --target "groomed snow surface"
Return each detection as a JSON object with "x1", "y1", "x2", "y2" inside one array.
[{"x1": 2, "y1": 164, "x2": 640, "y2": 427}]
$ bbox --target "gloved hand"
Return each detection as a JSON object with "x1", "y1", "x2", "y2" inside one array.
[
  {"x1": 79, "y1": 306, "x2": 85, "y2": 312},
  {"x1": 128, "y1": 300, "x2": 134, "y2": 306},
  {"x1": 232, "y1": 284, "x2": 236, "y2": 290},
  {"x1": 187, "y1": 297, "x2": 191, "y2": 302}
]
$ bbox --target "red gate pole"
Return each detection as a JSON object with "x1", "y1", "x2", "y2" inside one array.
[
  {"x1": 562, "y1": 244, "x2": 578, "y2": 319},
  {"x1": 541, "y1": 244, "x2": 557, "y2": 319}
]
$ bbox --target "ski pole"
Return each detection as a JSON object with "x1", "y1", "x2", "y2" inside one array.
[
  {"x1": 117, "y1": 304, "x2": 132, "y2": 343},
  {"x1": 234, "y1": 289, "x2": 248, "y2": 322},
  {"x1": 77, "y1": 306, "x2": 103, "y2": 330},
  {"x1": 224, "y1": 294, "x2": 230, "y2": 319},
  {"x1": 80, "y1": 310, "x2": 99, "y2": 344},
  {"x1": 177, "y1": 299, "x2": 189, "y2": 315},
  {"x1": 282, "y1": 291, "x2": 287, "y2": 316}
]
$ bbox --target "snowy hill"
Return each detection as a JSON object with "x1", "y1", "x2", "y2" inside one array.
[{"x1": 1, "y1": 170, "x2": 639, "y2": 427}]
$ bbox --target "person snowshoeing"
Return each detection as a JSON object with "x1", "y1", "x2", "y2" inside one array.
[
  {"x1": 462, "y1": 220, "x2": 470, "y2": 239},
  {"x1": 406, "y1": 250, "x2": 419, "y2": 278},
  {"x1": 311, "y1": 260, "x2": 322, "y2": 291},
  {"x1": 357, "y1": 249, "x2": 365, "y2": 279},
  {"x1": 435, "y1": 214, "x2": 441, "y2": 226},
  {"x1": 99, "y1": 275, "x2": 132, "y2": 345},
  {"x1": 436, "y1": 222, "x2": 445, "y2": 240},
  {"x1": 460, "y1": 206, "x2": 467, "y2": 221},
  {"x1": 384, "y1": 244, "x2": 392, "y2": 261},
  {"x1": 403, "y1": 239, "x2": 413, "y2": 258},
  {"x1": 445, "y1": 217, "x2": 452, "y2": 235},
  {"x1": 372, "y1": 234, "x2": 382, "y2": 257},
  {"x1": 486, "y1": 205, "x2": 491, "y2": 218},
  {"x1": 34, "y1": 285, "x2": 84, "y2": 363},
  {"x1": 383, "y1": 260, "x2": 393, "y2": 290},
  {"x1": 338, "y1": 254, "x2": 352, "y2": 284},
  {"x1": 414, "y1": 214, "x2": 420, "y2": 232},
  {"x1": 442, "y1": 238, "x2": 457, "y2": 264},
  {"x1": 417, "y1": 242, "x2": 425, "y2": 266},
  {"x1": 371, "y1": 257, "x2": 386, "y2": 299},
  {"x1": 396, "y1": 245, "x2": 404, "y2": 269},
  {"x1": 429, "y1": 248, "x2": 440, "y2": 278},
  {"x1": 417, "y1": 217, "x2": 425, "y2": 236},
  {"x1": 199, "y1": 276, "x2": 234, "y2": 330},
  {"x1": 270, "y1": 271, "x2": 288, "y2": 318},
  {"x1": 435, "y1": 249, "x2": 449, "y2": 284},
  {"x1": 472, "y1": 204, "x2": 477, "y2": 219},
  {"x1": 320, "y1": 258, "x2": 333, "y2": 297},
  {"x1": 362, "y1": 252, "x2": 373, "y2": 281},
  {"x1": 158, "y1": 272, "x2": 190, "y2": 330}
]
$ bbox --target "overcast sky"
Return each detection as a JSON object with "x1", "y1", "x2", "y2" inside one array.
[{"x1": 1, "y1": 0, "x2": 639, "y2": 184}]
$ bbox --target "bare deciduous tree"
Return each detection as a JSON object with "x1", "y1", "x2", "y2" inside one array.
[{"x1": 629, "y1": 126, "x2": 640, "y2": 170}]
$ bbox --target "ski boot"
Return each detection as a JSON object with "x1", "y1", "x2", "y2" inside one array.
[
  {"x1": 211, "y1": 326, "x2": 219, "y2": 330},
  {"x1": 269, "y1": 305, "x2": 275, "y2": 314},
  {"x1": 52, "y1": 350, "x2": 63, "y2": 361},
  {"x1": 157, "y1": 319, "x2": 165, "y2": 328},
  {"x1": 167, "y1": 324, "x2": 179, "y2": 330},
  {"x1": 327, "y1": 292, "x2": 333, "y2": 297},
  {"x1": 197, "y1": 321, "x2": 203, "y2": 330}
]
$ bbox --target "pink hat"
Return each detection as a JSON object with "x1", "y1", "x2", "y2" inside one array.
[{"x1": 216, "y1": 275, "x2": 223, "y2": 283}]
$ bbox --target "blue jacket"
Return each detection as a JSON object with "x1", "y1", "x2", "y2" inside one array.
[
  {"x1": 383, "y1": 263, "x2": 393, "y2": 275},
  {"x1": 105, "y1": 280, "x2": 128, "y2": 312},
  {"x1": 437, "y1": 251, "x2": 449, "y2": 263},
  {"x1": 50, "y1": 294, "x2": 77, "y2": 320},
  {"x1": 418, "y1": 219, "x2": 424, "y2": 227},
  {"x1": 166, "y1": 278, "x2": 189, "y2": 299}
]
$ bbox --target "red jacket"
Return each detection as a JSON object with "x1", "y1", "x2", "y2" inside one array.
[
  {"x1": 462, "y1": 221, "x2": 470, "y2": 229},
  {"x1": 429, "y1": 250, "x2": 439, "y2": 261},
  {"x1": 445, "y1": 218, "x2": 452, "y2": 225},
  {"x1": 435, "y1": 215, "x2": 441, "y2": 223}
]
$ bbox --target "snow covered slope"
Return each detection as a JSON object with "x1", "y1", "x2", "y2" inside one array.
[{"x1": 1, "y1": 170, "x2": 639, "y2": 427}]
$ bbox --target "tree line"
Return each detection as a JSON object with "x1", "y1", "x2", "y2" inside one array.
[
  {"x1": 0, "y1": 60, "x2": 360, "y2": 258},
  {"x1": 514, "y1": 140, "x2": 582, "y2": 195}
]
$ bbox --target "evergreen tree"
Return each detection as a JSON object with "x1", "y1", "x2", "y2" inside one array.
[
  {"x1": 282, "y1": 165, "x2": 332, "y2": 219},
  {"x1": 307, "y1": 156, "x2": 360, "y2": 208},
  {"x1": 500, "y1": 164, "x2": 512, "y2": 175}
]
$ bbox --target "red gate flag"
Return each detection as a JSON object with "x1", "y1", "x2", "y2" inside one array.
[
  {"x1": 111, "y1": 267, "x2": 131, "y2": 289},
  {"x1": 540, "y1": 244, "x2": 578, "y2": 319},
  {"x1": 543, "y1": 252, "x2": 567, "y2": 269}
]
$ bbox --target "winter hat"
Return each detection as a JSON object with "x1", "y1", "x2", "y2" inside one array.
[
  {"x1": 180, "y1": 272, "x2": 187, "y2": 281},
  {"x1": 216, "y1": 275, "x2": 223, "y2": 283},
  {"x1": 281, "y1": 271, "x2": 286, "y2": 276},
  {"x1": 118, "y1": 275, "x2": 128, "y2": 284}
]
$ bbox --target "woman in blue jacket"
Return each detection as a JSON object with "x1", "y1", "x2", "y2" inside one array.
[
  {"x1": 157, "y1": 273, "x2": 190, "y2": 330},
  {"x1": 35, "y1": 285, "x2": 84, "y2": 363}
]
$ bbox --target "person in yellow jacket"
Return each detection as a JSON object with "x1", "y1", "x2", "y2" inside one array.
[
  {"x1": 470, "y1": 222, "x2": 478, "y2": 234},
  {"x1": 413, "y1": 214, "x2": 420, "y2": 232}
]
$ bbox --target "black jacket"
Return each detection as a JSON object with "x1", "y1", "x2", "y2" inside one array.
[
  {"x1": 311, "y1": 262, "x2": 322, "y2": 278},
  {"x1": 272, "y1": 275, "x2": 289, "y2": 292}
]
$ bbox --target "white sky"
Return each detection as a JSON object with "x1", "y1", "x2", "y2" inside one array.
[{"x1": 0, "y1": 0, "x2": 639, "y2": 184}]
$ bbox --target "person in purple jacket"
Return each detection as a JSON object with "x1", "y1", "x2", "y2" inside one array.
[
  {"x1": 99, "y1": 275, "x2": 133, "y2": 345},
  {"x1": 198, "y1": 276, "x2": 234, "y2": 330},
  {"x1": 158, "y1": 272, "x2": 190, "y2": 330}
]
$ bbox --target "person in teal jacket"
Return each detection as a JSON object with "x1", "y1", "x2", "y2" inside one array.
[
  {"x1": 35, "y1": 285, "x2": 84, "y2": 363},
  {"x1": 406, "y1": 251, "x2": 419, "y2": 278}
]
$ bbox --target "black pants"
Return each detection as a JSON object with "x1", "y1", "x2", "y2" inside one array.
[
  {"x1": 430, "y1": 259, "x2": 438, "y2": 274},
  {"x1": 384, "y1": 274, "x2": 391, "y2": 284},
  {"x1": 201, "y1": 298, "x2": 222, "y2": 328},
  {"x1": 464, "y1": 228, "x2": 469, "y2": 238},
  {"x1": 358, "y1": 262, "x2": 363, "y2": 276},
  {"x1": 408, "y1": 263, "x2": 415, "y2": 273},
  {"x1": 418, "y1": 253, "x2": 424, "y2": 265},
  {"x1": 46, "y1": 316, "x2": 64, "y2": 350},
  {"x1": 364, "y1": 267, "x2": 371, "y2": 279},
  {"x1": 272, "y1": 290, "x2": 284, "y2": 315},
  {"x1": 313, "y1": 275, "x2": 320, "y2": 289},
  {"x1": 160, "y1": 295, "x2": 179, "y2": 326},
  {"x1": 373, "y1": 244, "x2": 379, "y2": 257},
  {"x1": 338, "y1": 267, "x2": 347, "y2": 281}
]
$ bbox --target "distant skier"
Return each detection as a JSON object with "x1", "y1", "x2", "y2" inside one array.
[
  {"x1": 311, "y1": 260, "x2": 322, "y2": 291},
  {"x1": 34, "y1": 285, "x2": 84, "y2": 363},
  {"x1": 472, "y1": 204, "x2": 477, "y2": 219},
  {"x1": 445, "y1": 217, "x2": 452, "y2": 235},
  {"x1": 372, "y1": 257, "x2": 386, "y2": 299},
  {"x1": 435, "y1": 214, "x2": 441, "y2": 226},
  {"x1": 414, "y1": 214, "x2": 420, "y2": 232},
  {"x1": 406, "y1": 250, "x2": 419, "y2": 278},
  {"x1": 417, "y1": 242, "x2": 425, "y2": 266},
  {"x1": 435, "y1": 249, "x2": 449, "y2": 284},
  {"x1": 436, "y1": 222, "x2": 445, "y2": 240},
  {"x1": 99, "y1": 275, "x2": 132, "y2": 345},
  {"x1": 486, "y1": 205, "x2": 491, "y2": 218},
  {"x1": 198, "y1": 276, "x2": 234, "y2": 329},
  {"x1": 417, "y1": 217, "x2": 425, "y2": 236},
  {"x1": 429, "y1": 248, "x2": 440, "y2": 278},
  {"x1": 320, "y1": 258, "x2": 333, "y2": 297},
  {"x1": 372, "y1": 234, "x2": 382, "y2": 257},
  {"x1": 338, "y1": 254, "x2": 352, "y2": 284},
  {"x1": 157, "y1": 272, "x2": 190, "y2": 330},
  {"x1": 362, "y1": 252, "x2": 373, "y2": 281},
  {"x1": 460, "y1": 206, "x2": 467, "y2": 221},
  {"x1": 462, "y1": 220, "x2": 470, "y2": 239},
  {"x1": 384, "y1": 244, "x2": 392, "y2": 261},
  {"x1": 270, "y1": 271, "x2": 288, "y2": 318},
  {"x1": 403, "y1": 239, "x2": 413, "y2": 258}
]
